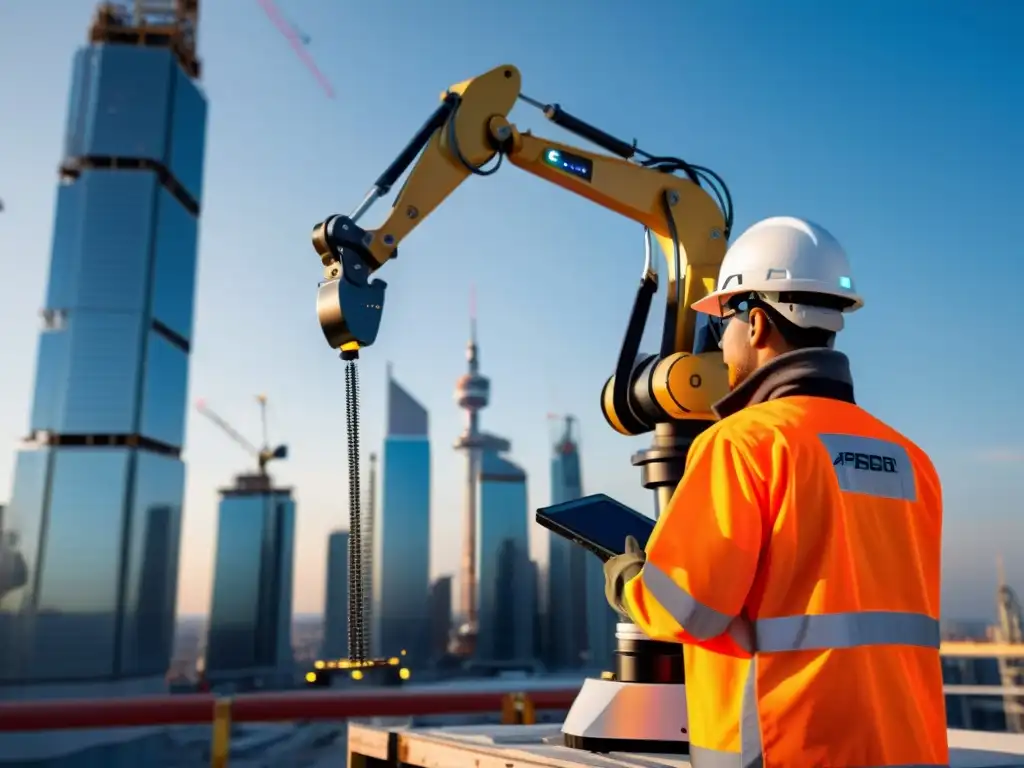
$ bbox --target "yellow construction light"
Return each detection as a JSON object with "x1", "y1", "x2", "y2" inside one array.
[
  {"x1": 314, "y1": 660, "x2": 324, "y2": 669},
  {"x1": 400, "y1": 649, "x2": 407, "y2": 656},
  {"x1": 388, "y1": 657, "x2": 399, "y2": 666},
  {"x1": 351, "y1": 670, "x2": 363, "y2": 681},
  {"x1": 339, "y1": 660, "x2": 350, "y2": 668},
  {"x1": 305, "y1": 672, "x2": 317, "y2": 683},
  {"x1": 399, "y1": 668, "x2": 411, "y2": 680}
]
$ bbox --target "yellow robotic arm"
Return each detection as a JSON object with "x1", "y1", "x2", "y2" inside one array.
[{"x1": 310, "y1": 64, "x2": 734, "y2": 497}]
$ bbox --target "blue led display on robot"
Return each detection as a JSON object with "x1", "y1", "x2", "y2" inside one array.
[{"x1": 543, "y1": 148, "x2": 594, "y2": 182}]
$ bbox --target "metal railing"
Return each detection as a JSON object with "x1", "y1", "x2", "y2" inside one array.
[
  {"x1": 1, "y1": 643, "x2": 1023, "y2": 767},
  {"x1": 0, "y1": 687, "x2": 579, "y2": 767},
  {"x1": 941, "y1": 642, "x2": 1024, "y2": 659}
]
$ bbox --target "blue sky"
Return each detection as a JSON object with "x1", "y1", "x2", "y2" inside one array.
[{"x1": 0, "y1": 0, "x2": 1021, "y2": 619}]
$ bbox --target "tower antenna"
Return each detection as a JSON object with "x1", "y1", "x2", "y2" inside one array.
[{"x1": 469, "y1": 282, "x2": 477, "y2": 344}]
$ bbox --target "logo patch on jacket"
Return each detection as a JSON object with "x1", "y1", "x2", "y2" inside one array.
[{"x1": 832, "y1": 451, "x2": 898, "y2": 473}]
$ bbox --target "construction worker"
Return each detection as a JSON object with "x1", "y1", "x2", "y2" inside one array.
[{"x1": 604, "y1": 216, "x2": 947, "y2": 767}]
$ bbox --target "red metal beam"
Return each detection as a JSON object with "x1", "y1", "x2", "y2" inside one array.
[
  {"x1": 0, "y1": 693, "x2": 217, "y2": 731},
  {"x1": 0, "y1": 688, "x2": 580, "y2": 732}
]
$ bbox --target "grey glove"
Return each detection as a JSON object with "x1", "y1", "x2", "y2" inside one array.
[{"x1": 603, "y1": 535, "x2": 646, "y2": 620}]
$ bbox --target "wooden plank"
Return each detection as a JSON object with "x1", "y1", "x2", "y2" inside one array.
[
  {"x1": 347, "y1": 723, "x2": 393, "y2": 760},
  {"x1": 399, "y1": 728, "x2": 688, "y2": 768},
  {"x1": 350, "y1": 723, "x2": 691, "y2": 767},
  {"x1": 349, "y1": 722, "x2": 1024, "y2": 767}
]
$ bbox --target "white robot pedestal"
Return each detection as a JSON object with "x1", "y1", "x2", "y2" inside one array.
[{"x1": 561, "y1": 623, "x2": 690, "y2": 754}]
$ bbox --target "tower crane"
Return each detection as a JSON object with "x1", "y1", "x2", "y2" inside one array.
[
  {"x1": 0, "y1": 1, "x2": 328, "y2": 223},
  {"x1": 95, "y1": 1, "x2": 332, "y2": 97},
  {"x1": 255, "y1": 0, "x2": 335, "y2": 98},
  {"x1": 195, "y1": 395, "x2": 288, "y2": 476}
]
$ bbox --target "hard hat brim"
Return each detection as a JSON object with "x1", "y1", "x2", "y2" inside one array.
[{"x1": 691, "y1": 290, "x2": 740, "y2": 317}]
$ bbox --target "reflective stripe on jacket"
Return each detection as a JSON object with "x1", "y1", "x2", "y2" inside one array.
[{"x1": 623, "y1": 349, "x2": 947, "y2": 768}]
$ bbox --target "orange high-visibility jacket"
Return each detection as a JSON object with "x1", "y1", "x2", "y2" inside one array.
[{"x1": 623, "y1": 353, "x2": 947, "y2": 767}]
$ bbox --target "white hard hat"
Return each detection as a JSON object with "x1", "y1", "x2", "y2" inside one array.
[{"x1": 691, "y1": 216, "x2": 863, "y2": 333}]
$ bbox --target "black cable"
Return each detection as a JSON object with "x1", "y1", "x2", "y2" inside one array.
[
  {"x1": 447, "y1": 107, "x2": 504, "y2": 176},
  {"x1": 516, "y1": 93, "x2": 734, "y2": 237},
  {"x1": 639, "y1": 153, "x2": 701, "y2": 185},
  {"x1": 387, "y1": 99, "x2": 501, "y2": 208},
  {"x1": 659, "y1": 191, "x2": 683, "y2": 358},
  {"x1": 691, "y1": 164, "x2": 734, "y2": 237},
  {"x1": 640, "y1": 155, "x2": 734, "y2": 238}
]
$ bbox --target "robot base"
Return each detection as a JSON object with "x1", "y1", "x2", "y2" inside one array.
[{"x1": 561, "y1": 677, "x2": 690, "y2": 755}]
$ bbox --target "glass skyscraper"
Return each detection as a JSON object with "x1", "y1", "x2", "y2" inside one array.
[
  {"x1": 546, "y1": 417, "x2": 589, "y2": 669},
  {"x1": 0, "y1": 12, "x2": 205, "y2": 695},
  {"x1": 373, "y1": 368, "x2": 431, "y2": 665},
  {"x1": 944, "y1": 656, "x2": 1008, "y2": 731},
  {"x1": 583, "y1": 535, "x2": 618, "y2": 669},
  {"x1": 475, "y1": 437, "x2": 534, "y2": 664},
  {"x1": 322, "y1": 530, "x2": 350, "y2": 660},
  {"x1": 429, "y1": 576, "x2": 453, "y2": 662},
  {"x1": 205, "y1": 476, "x2": 296, "y2": 690},
  {"x1": 544, "y1": 415, "x2": 617, "y2": 670}
]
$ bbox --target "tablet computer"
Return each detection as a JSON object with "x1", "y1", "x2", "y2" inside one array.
[{"x1": 535, "y1": 493, "x2": 655, "y2": 562}]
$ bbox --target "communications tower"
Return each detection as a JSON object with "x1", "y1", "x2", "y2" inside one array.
[
  {"x1": 452, "y1": 288, "x2": 490, "y2": 656},
  {"x1": 996, "y1": 555, "x2": 1024, "y2": 731}
]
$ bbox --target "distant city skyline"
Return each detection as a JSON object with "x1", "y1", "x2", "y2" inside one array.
[{"x1": 0, "y1": 2, "x2": 1021, "y2": 625}]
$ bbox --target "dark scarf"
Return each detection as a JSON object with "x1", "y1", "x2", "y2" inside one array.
[{"x1": 713, "y1": 348, "x2": 856, "y2": 419}]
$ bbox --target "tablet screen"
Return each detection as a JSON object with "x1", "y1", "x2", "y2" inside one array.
[{"x1": 535, "y1": 493, "x2": 655, "y2": 562}]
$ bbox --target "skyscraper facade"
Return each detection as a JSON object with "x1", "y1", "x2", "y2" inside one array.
[
  {"x1": 429, "y1": 576, "x2": 453, "y2": 662},
  {"x1": 528, "y1": 560, "x2": 544, "y2": 661},
  {"x1": 0, "y1": 6, "x2": 205, "y2": 696},
  {"x1": 374, "y1": 368, "x2": 431, "y2": 665},
  {"x1": 205, "y1": 476, "x2": 296, "y2": 690},
  {"x1": 944, "y1": 656, "x2": 1007, "y2": 732},
  {"x1": 583, "y1": 541, "x2": 618, "y2": 669},
  {"x1": 546, "y1": 416, "x2": 588, "y2": 669},
  {"x1": 475, "y1": 437, "x2": 534, "y2": 664},
  {"x1": 361, "y1": 453, "x2": 377, "y2": 660},
  {"x1": 0, "y1": 505, "x2": 25, "y2": 605},
  {"x1": 322, "y1": 530, "x2": 350, "y2": 660}
]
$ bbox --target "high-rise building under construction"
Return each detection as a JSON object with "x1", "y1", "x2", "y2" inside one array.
[
  {"x1": 205, "y1": 477, "x2": 296, "y2": 690},
  {"x1": 0, "y1": 3, "x2": 205, "y2": 685},
  {"x1": 0, "y1": 3, "x2": 206, "y2": 764}
]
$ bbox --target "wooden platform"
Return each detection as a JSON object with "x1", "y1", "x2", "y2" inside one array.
[{"x1": 347, "y1": 722, "x2": 1024, "y2": 768}]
